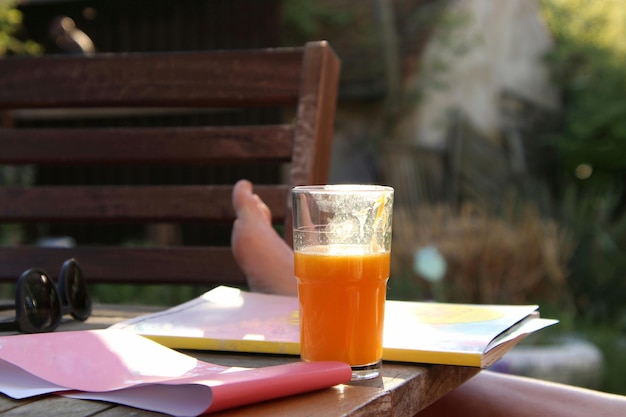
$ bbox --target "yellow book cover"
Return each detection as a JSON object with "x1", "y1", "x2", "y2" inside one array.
[{"x1": 111, "y1": 286, "x2": 557, "y2": 368}]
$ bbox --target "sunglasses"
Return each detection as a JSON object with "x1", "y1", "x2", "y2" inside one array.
[{"x1": 0, "y1": 258, "x2": 92, "y2": 333}]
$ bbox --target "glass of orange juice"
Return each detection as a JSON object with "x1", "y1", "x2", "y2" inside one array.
[{"x1": 292, "y1": 184, "x2": 394, "y2": 380}]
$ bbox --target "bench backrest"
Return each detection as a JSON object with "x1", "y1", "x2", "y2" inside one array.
[{"x1": 0, "y1": 41, "x2": 341, "y2": 286}]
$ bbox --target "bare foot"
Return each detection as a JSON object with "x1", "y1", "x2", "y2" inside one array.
[{"x1": 231, "y1": 179, "x2": 297, "y2": 296}]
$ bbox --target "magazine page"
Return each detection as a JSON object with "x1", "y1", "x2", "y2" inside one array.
[
  {"x1": 112, "y1": 286, "x2": 557, "y2": 367},
  {"x1": 0, "y1": 329, "x2": 351, "y2": 416},
  {"x1": 113, "y1": 286, "x2": 301, "y2": 354},
  {"x1": 380, "y1": 299, "x2": 546, "y2": 365}
]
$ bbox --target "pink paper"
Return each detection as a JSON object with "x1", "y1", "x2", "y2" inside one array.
[{"x1": 0, "y1": 329, "x2": 351, "y2": 416}]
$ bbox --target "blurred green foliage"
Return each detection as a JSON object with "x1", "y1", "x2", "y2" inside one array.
[
  {"x1": 543, "y1": 0, "x2": 626, "y2": 176},
  {"x1": 281, "y1": 0, "x2": 352, "y2": 45},
  {"x1": 533, "y1": 1, "x2": 626, "y2": 391},
  {"x1": 556, "y1": 184, "x2": 626, "y2": 323},
  {"x1": 0, "y1": 0, "x2": 41, "y2": 56},
  {"x1": 540, "y1": 0, "x2": 626, "y2": 324}
]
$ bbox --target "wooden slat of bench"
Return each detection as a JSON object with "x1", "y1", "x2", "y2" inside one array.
[
  {"x1": 0, "y1": 185, "x2": 288, "y2": 222},
  {"x1": 0, "y1": 125, "x2": 294, "y2": 165},
  {"x1": 0, "y1": 246, "x2": 245, "y2": 285},
  {"x1": 0, "y1": 50, "x2": 304, "y2": 108}
]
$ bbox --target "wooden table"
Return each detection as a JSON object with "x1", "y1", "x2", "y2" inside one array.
[{"x1": 0, "y1": 305, "x2": 479, "y2": 417}]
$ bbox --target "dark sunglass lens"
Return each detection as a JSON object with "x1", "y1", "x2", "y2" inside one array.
[
  {"x1": 18, "y1": 270, "x2": 61, "y2": 333},
  {"x1": 59, "y1": 259, "x2": 91, "y2": 321}
]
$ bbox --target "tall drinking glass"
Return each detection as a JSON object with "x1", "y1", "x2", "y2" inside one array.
[{"x1": 292, "y1": 185, "x2": 394, "y2": 380}]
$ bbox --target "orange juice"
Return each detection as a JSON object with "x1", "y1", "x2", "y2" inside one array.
[{"x1": 294, "y1": 245, "x2": 390, "y2": 366}]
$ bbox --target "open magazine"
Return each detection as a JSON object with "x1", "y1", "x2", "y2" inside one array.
[
  {"x1": 0, "y1": 329, "x2": 351, "y2": 416},
  {"x1": 112, "y1": 286, "x2": 558, "y2": 368}
]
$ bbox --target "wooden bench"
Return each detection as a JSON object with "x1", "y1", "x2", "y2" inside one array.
[{"x1": 0, "y1": 41, "x2": 341, "y2": 287}]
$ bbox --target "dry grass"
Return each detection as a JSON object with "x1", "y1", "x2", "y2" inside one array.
[{"x1": 392, "y1": 201, "x2": 573, "y2": 305}]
